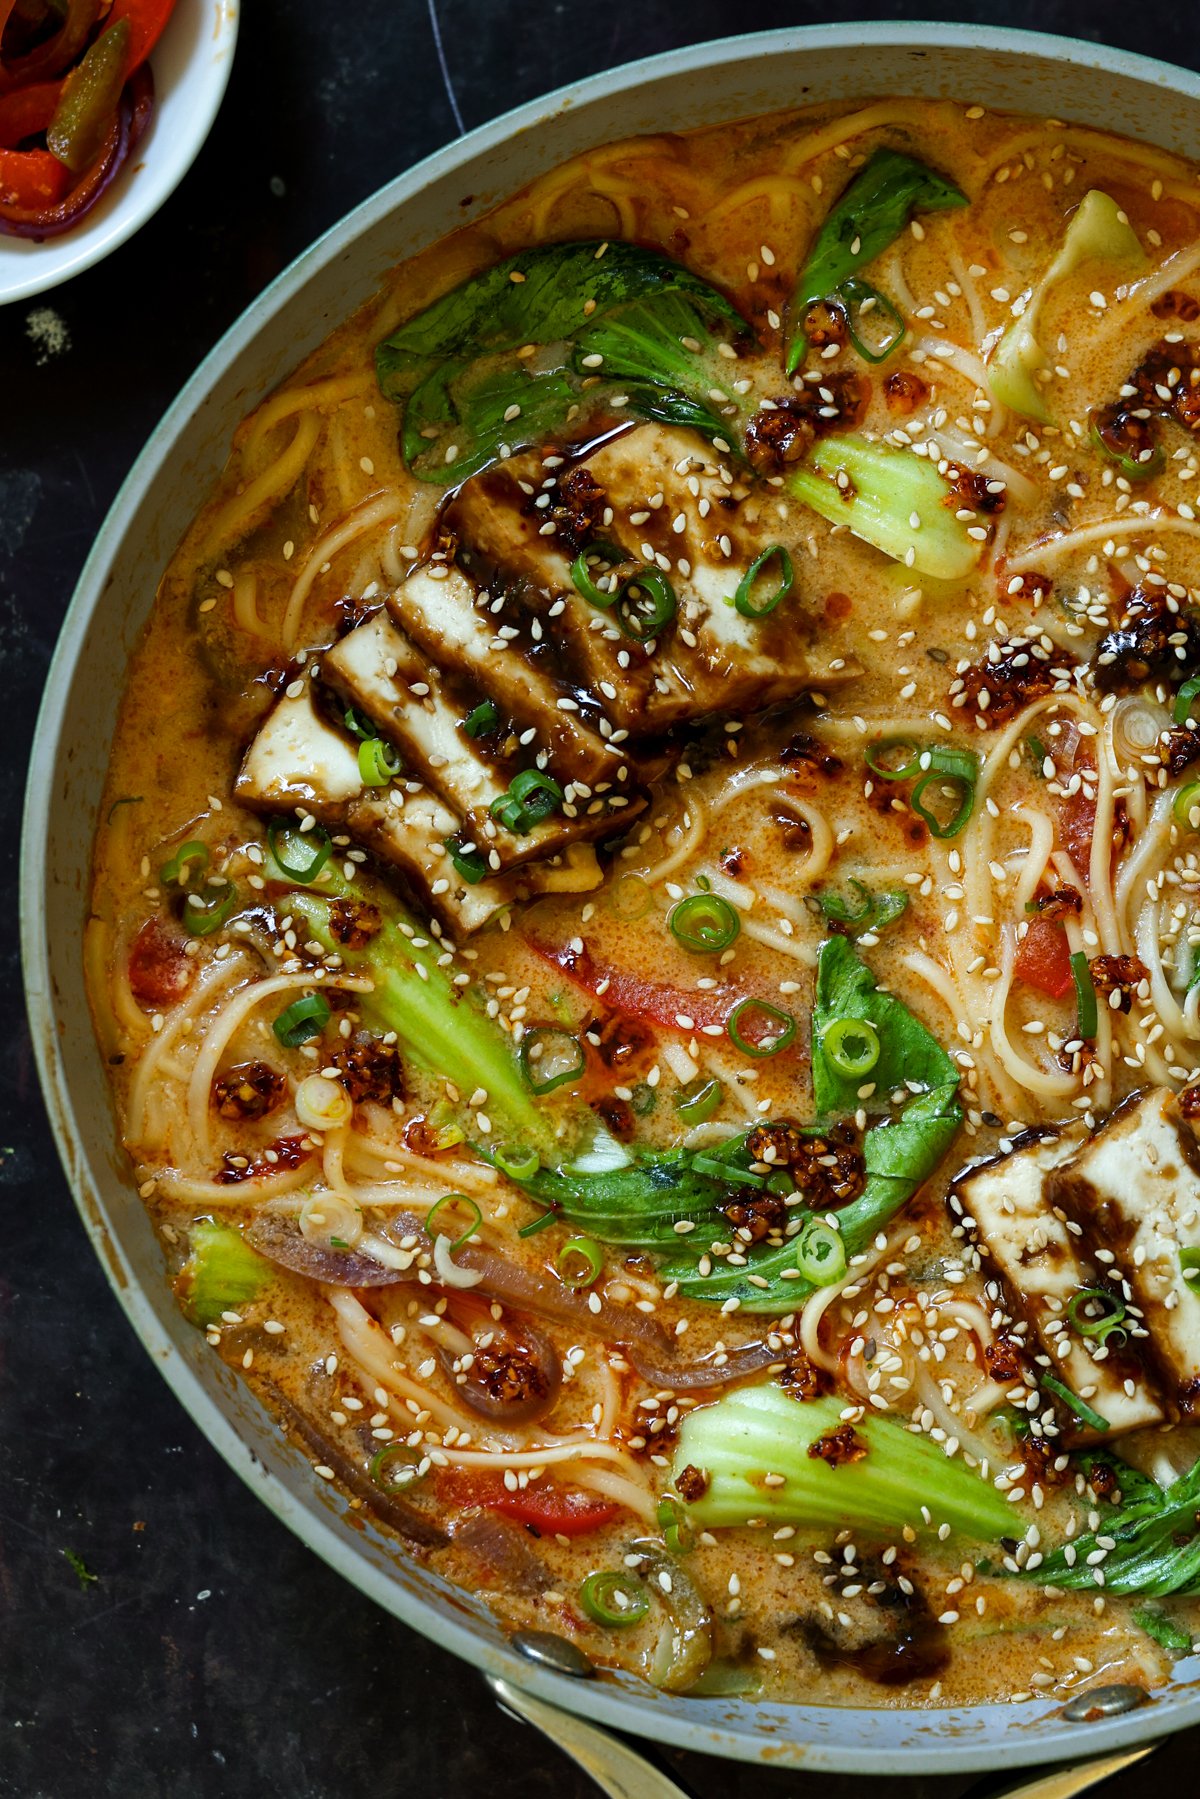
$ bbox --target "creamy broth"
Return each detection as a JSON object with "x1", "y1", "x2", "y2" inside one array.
[{"x1": 88, "y1": 96, "x2": 1200, "y2": 1710}]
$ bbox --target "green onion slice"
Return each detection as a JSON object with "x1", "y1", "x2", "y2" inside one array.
[
  {"x1": 610, "y1": 873, "x2": 654, "y2": 921},
  {"x1": 492, "y1": 1143, "x2": 541, "y2": 1182},
  {"x1": 557, "y1": 1236, "x2": 604, "y2": 1289},
  {"x1": 426, "y1": 1192, "x2": 482, "y2": 1251},
  {"x1": 490, "y1": 768, "x2": 564, "y2": 835},
  {"x1": 865, "y1": 736, "x2": 923, "y2": 780},
  {"x1": 1041, "y1": 1372, "x2": 1110, "y2": 1434},
  {"x1": 342, "y1": 703, "x2": 376, "y2": 740},
  {"x1": 570, "y1": 539, "x2": 627, "y2": 608},
  {"x1": 183, "y1": 881, "x2": 238, "y2": 937},
  {"x1": 1176, "y1": 675, "x2": 1200, "y2": 726},
  {"x1": 1181, "y1": 1247, "x2": 1200, "y2": 1285},
  {"x1": 911, "y1": 746, "x2": 978, "y2": 839},
  {"x1": 160, "y1": 840, "x2": 210, "y2": 886},
  {"x1": 657, "y1": 1494, "x2": 695, "y2": 1556},
  {"x1": 1174, "y1": 782, "x2": 1200, "y2": 829},
  {"x1": 444, "y1": 834, "x2": 488, "y2": 885},
  {"x1": 674, "y1": 1076, "x2": 723, "y2": 1126},
  {"x1": 268, "y1": 820, "x2": 332, "y2": 883},
  {"x1": 821, "y1": 1016, "x2": 881, "y2": 1078},
  {"x1": 839, "y1": 277, "x2": 905, "y2": 363},
  {"x1": 578, "y1": 1569, "x2": 650, "y2": 1627},
  {"x1": 1071, "y1": 950, "x2": 1099, "y2": 1040},
  {"x1": 369, "y1": 1443, "x2": 428, "y2": 1493},
  {"x1": 795, "y1": 1217, "x2": 847, "y2": 1286},
  {"x1": 464, "y1": 698, "x2": 500, "y2": 738},
  {"x1": 1066, "y1": 1287, "x2": 1127, "y2": 1344},
  {"x1": 726, "y1": 997, "x2": 796, "y2": 1059},
  {"x1": 518, "y1": 1205, "x2": 561, "y2": 1238},
  {"x1": 669, "y1": 890, "x2": 741, "y2": 954},
  {"x1": 358, "y1": 737, "x2": 402, "y2": 786},
  {"x1": 616, "y1": 568, "x2": 676, "y2": 643},
  {"x1": 733, "y1": 544, "x2": 794, "y2": 619},
  {"x1": 273, "y1": 992, "x2": 332, "y2": 1048},
  {"x1": 519, "y1": 1024, "x2": 585, "y2": 1095}
]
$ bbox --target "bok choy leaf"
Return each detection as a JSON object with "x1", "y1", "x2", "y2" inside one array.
[
  {"x1": 785, "y1": 149, "x2": 967, "y2": 373},
  {"x1": 787, "y1": 435, "x2": 983, "y2": 581},
  {"x1": 376, "y1": 241, "x2": 751, "y2": 483},
  {"x1": 1024, "y1": 1453, "x2": 1200, "y2": 1597},
  {"x1": 493, "y1": 939, "x2": 961, "y2": 1312}
]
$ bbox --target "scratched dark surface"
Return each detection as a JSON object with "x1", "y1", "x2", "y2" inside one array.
[{"x1": 5, "y1": 2, "x2": 1200, "y2": 1794}]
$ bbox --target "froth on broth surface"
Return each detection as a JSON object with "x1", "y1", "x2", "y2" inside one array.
[{"x1": 89, "y1": 96, "x2": 1200, "y2": 1710}]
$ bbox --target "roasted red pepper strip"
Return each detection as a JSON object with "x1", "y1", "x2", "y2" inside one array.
[
  {"x1": 529, "y1": 936, "x2": 732, "y2": 1034},
  {"x1": 1014, "y1": 917, "x2": 1074, "y2": 1001},
  {"x1": 441, "y1": 1471, "x2": 619, "y2": 1536},
  {"x1": 106, "y1": 0, "x2": 176, "y2": 70},
  {"x1": 0, "y1": 142, "x2": 68, "y2": 204},
  {"x1": 0, "y1": 77, "x2": 61, "y2": 148}
]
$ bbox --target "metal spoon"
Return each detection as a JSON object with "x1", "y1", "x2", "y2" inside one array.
[{"x1": 488, "y1": 1668, "x2": 1161, "y2": 1799}]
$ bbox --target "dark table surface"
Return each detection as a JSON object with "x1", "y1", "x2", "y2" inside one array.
[{"x1": 5, "y1": 2, "x2": 1200, "y2": 1794}]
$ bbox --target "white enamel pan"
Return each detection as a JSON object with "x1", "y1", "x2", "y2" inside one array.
[{"x1": 20, "y1": 23, "x2": 1200, "y2": 1777}]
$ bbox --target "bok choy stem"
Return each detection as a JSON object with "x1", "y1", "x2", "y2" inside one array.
[{"x1": 787, "y1": 435, "x2": 983, "y2": 581}]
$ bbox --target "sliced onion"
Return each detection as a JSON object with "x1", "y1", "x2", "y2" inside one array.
[
  {"x1": 295, "y1": 1074, "x2": 352, "y2": 1131},
  {"x1": 246, "y1": 1212, "x2": 405, "y2": 1286},
  {"x1": 433, "y1": 1231, "x2": 486, "y2": 1288},
  {"x1": 1111, "y1": 696, "x2": 1169, "y2": 767},
  {"x1": 437, "y1": 1317, "x2": 561, "y2": 1422},
  {"x1": 623, "y1": 1539, "x2": 713, "y2": 1693},
  {"x1": 299, "y1": 1191, "x2": 363, "y2": 1252},
  {"x1": 448, "y1": 1508, "x2": 552, "y2": 1594}
]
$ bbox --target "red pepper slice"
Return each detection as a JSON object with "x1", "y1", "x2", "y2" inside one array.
[
  {"x1": 0, "y1": 77, "x2": 61, "y2": 149},
  {"x1": 529, "y1": 937, "x2": 732, "y2": 1034},
  {"x1": 1014, "y1": 917, "x2": 1074, "y2": 1001},
  {"x1": 0, "y1": 143, "x2": 68, "y2": 205},
  {"x1": 106, "y1": 0, "x2": 176, "y2": 71},
  {"x1": 442, "y1": 1471, "x2": 619, "y2": 1536}
]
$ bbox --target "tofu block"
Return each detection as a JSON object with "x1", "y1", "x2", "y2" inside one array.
[
  {"x1": 1050, "y1": 1089, "x2": 1200, "y2": 1416},
  {"x1": 955, "y1": 1127, "x2": 1163, "y2": 1443}
]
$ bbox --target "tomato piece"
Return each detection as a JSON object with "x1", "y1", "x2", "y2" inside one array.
[
  {"x1": 442, "y1": 1470, "x2": 619, "y2": 1537},
  {"x1": 0, "y1": 145, "x2": 68, "y2": 206},
  {"x1": 1014, "y1": 917, "x2": 1074, "y2": 1000},
  {"x1": 0, "y1": 79, "x2": 61, "y2": 150},
  {"x1": 528, "y1": 937, "x2": 731, "y2": 1034},
  {"x1": 128, "y1": 916, "x2": 193, "y2": 1008}
]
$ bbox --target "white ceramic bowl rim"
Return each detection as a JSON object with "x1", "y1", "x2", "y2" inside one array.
[{"x1": 21, "y1": 21, "x2": 1200, "y2": 1773}]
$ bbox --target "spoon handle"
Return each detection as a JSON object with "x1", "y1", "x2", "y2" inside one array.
[
  {"x1": 487, "y1": 1674, "x2": 698, "y2": 1799},
  {"x1": 962, "y1": 1739, "x2": 1162, "y2": 1799}
]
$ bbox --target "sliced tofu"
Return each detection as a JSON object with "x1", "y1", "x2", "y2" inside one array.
[
  {"x1": 955, "y1": 1128, "x2": 1163, "y2": 1443},
  {"x1": 387, "y1": 565, "x2": 633, "y2": 788},
  {"x1": 321, "y1": 610, "x2": 645, "y2": 872},
  {"x1": 1050, "y1": 1089, "x2": 1200, "y2": 1417},
  {"x1": 446, "y1": 424, "x2": 861, "y2": 735},
  {"x1": 234, "y1": 685, "x2": 513, "y2": 935}
]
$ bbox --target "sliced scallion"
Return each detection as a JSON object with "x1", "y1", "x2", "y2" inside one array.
[
  {"x1": 911, "y1": 747, "x2": 978, "y2": 839},
  {"x1": 426, "y1": 1192, "x2": 482, "y2": 1251},
  {"x1": 160, "y1": 840, "x2": 209, "y2": 886},
  {"x1": 674, "y1": 1076, "x2": 723, "y2": 1126},
  {"x1": 578, "y1": 1569, "x2": 649, "y2": 1626},
  {"x1": 463, "y1": 698, "x2": 500, "y2": 738},
  {"x1": 557, "y1": 1236, "x2": 604, "y2": 1289},
  {"x1": 1071, "y1": 950, "x2": 1098, "y2": 1040},
  {"x1": 444, "y1": 835, "x2": 488, "y2": 885},
  {"x1": 733, "y1": 544, "x2": 793, "y2": 619},
  {"x1": 359, "y1": 737, "x2": 402, "y2": 786},
  {"x1": 183, "y1": 881, "x2": 238, "y2": 937},
  {"x1": 726, "y1": 997, "x2": 796, "y2": 1059},
  {"x1": 669, "y1": 890, "x2": 741, "y2": 954},
  {"x1": 519, "y1": 1024, "x2": 585, "y2": 1095},
  {"x1": 1175, "y1": 782, "x2": 1200, "y2": 829},
  {"x1": 1041, "y1": 1372, "x2": 1110, "y2": 1434},
  {"x1": 570, "y1": 539, "x2": 626, "y2": 608},
  {"x1": 840, "y1": 276, "x2": 905, "y2": 363},
  {"x1": 268, "y1": 820, "x2": 332, "y2": 883},
  {"x1": 795, "y1": 1217, "x2": 846, "y2": 1286},
  {"x1": 1066, "y1": 1287, "x2": 1127, "y2": 1344},
  {"x1": 1181, "y1": 1247, "x2": 1200, "y2": 1285},
  {"x1": 370, "y1": 1443, "x2": 428, "y2": 1493},
  {"x1": 609, "y1": 873, "x2": 653, "y2": 921},
  {"x1": 657, "y1": 1494, "x2": 694, "y2": 1556},
  {"x1": 865, "y1": 736, "x2": 923, "y2": 780},
  {"x1": 821, "y1": 1016, "x2": 881, "y2": 1078},
  {"x1": 490, "y1": 769, "x2": 564, "y2": 835},
  {"x1": 273, "y1": 992, "x2": 332, "y2": 1048},
  {"x1": 616, "y1": 567, "x2": 676, "y2": 643},
  {"x1": 1175, "y1": 674, "x2": 1200, "y2": 726}
]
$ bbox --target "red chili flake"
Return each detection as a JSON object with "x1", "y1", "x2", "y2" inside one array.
[
  {"x1": 216, "y1": 1134, "x2": 309, "y2": 1184},
  {"x1": 328, "y1": 898, "x2": 382, "y2": 949},
  {"x1": 674, "y1": 1463, "x2": 711, "y2": 1502},
  {"x1": 807, "y1": 1425, "x2": 868, "y2": 1467},
  {"x1": 212, "y1": 1061, "x2": 286, "y2": 1121},
  {"x1": 883, "y1": 370, "x2": 928, "y2": 415}
]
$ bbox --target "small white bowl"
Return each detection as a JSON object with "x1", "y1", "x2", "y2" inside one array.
[{"x1": 0, "y1": 0, "x2": 238, "y2": 306}]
